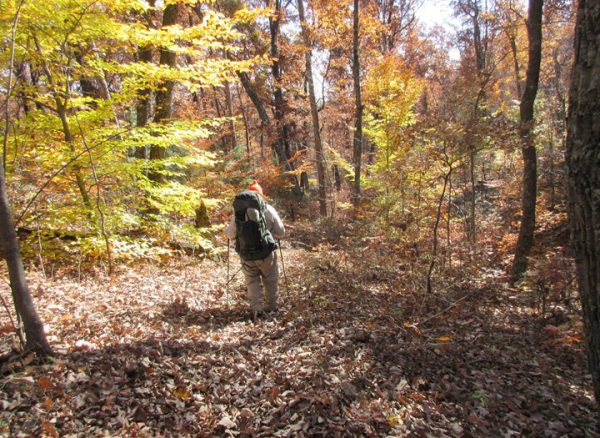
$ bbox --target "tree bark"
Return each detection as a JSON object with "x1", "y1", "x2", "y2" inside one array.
[
  {"x1": 237, "y1": 71, "x2": 270, "y2": 127},
  {"x1": 566, "y1": 0, "x2": 600, "y2": 410},
  {"x1": 77, "y1": 53, "x2": 101, "y2": 103},
  {"x1": 270, "y1": 1, "x2": 292, "y2": 164},
  {"x1": 237, "y1": 84, "x2": 252, "y2": 163},
  {"x1": 135, "y1": 46, "x2": 153, "y2": 159},
  {"x1": 511, "y1": 0, "x2": 543, "y2": 282},
  {"x1": 237, "y1": 71, "x2": 284, "y2": 168},
  {"x1": 468, "y1": 149, "x2": 476, "y2": 241},
  {"x1": 15, "y1": 62, "x2": 33, "y2": 114},
  {"x1": 427, "y1": 164, "x2": 452, "y2": 294},
  {"x1": 224, "y1": 81, "x2": 237, "y2": 151},
  {"x1": 0, "y1": 162, "x2": 51, "y2": 354},
  {"x1": 297, "y1": 0, "x2": 327, "y2": 216},
  {"x1": 55, "y1": 100, "x2": 93, "y2": 213},
  {"x1": 352, "y1": 0, "x2": 363, "y2": 207},
  {"x1": 471, "y1": 0, "x2": 485, "y2": 76},
  {"x1": 333, "y1": 164, "x2": 341, "y2": 192},
  {"x1": 507, "y1": 28, "x2": 523, "y2": 98},
  {"x1": 149, "y1": 3, "x2": 179, "y2": 183}
]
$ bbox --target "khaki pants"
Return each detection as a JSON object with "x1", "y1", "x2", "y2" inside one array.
[{"x1": 242, "y1": 251, "x2": 279, "y2": 313}]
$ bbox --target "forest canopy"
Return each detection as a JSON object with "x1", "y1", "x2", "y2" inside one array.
[{"x1": 0, "y1": 0, "x2": 573, "y2": 266}]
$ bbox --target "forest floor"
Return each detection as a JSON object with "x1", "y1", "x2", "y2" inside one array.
[{"x1": 0, "y1": 221, "x2": 598, "y2": 437}]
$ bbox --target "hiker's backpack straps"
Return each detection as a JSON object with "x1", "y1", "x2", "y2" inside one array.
[{"x1": 232, "y1": 191, "x2": 277, "y2": 261}]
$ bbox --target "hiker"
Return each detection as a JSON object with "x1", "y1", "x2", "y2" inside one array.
[{"x1": 225, "y1": 180, "x2": 285, "y2": 317}]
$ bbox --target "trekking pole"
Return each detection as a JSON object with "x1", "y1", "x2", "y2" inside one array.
[
  {"x1": 226, "y1": 239, "x2": 230, "y2": 306},
  {"x1": 225, "y1": 266, "x2": 243, "y2": 286},
  {"x1": 278, "y1": 240, "x2": 289, "y2": 298}
]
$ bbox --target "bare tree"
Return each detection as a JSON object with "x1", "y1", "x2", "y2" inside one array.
[{"x1": 373, "y1": 0, "x2": 422, "y2": 53}]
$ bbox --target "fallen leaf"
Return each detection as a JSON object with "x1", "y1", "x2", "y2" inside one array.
[
  {"x1": 38, "y1": 376, "x2": 54, "y2": 390},
  {"x1": 218, "y1": 416, "x2": 236, "y2": 429},
  {"x1": 43, "y1": 397, "x2": 53, "y2": 410},
  {"x1": 388, "y1": 415, "x2": 403, "y2": 427},
  {"x1": 560, "y1": 335, "x2": 582, "y2": 343},
  {"x1": 41, "y1": 420, "x2": 58, "y2": 437},
  {"x1": 173, "y1": 388, "x2": 192, "y2": 400}
]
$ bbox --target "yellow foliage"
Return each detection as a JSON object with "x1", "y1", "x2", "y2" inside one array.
[{"x1": 362, "y1": 56, "x2": 422, "y2": 225}]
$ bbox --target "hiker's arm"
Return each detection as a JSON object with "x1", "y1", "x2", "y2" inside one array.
[
  {"x1": 225, "y1": 215, "x2": 236, "y2": 239},
  {"x1": 267, "y1": 205, "x2": 285, "y2": 239}
]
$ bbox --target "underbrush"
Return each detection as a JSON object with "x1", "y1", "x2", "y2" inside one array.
[{"x1": 15, "y1": 223, "x2": 225, "y2": 280}]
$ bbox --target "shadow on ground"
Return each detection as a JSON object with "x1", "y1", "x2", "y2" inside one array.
[{"x1": 2, "y1": 242, "x2": 597, "y2": 437}]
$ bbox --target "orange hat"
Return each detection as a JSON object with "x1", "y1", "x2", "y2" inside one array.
[{"x1": 247, "y1": 180, "x2": 263, "y2": 196}]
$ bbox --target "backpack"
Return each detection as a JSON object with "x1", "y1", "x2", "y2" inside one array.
[{"x1": 233, "y1": 190, "x2": 277, "y2": 261}]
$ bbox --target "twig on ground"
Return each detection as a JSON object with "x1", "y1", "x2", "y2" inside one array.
[
  {"x1": 288, "y1": 240, "x2": 312, "y2": 249},
  {"x1": 0, "y1": 293, "x2": 25, "y2": 350},
  {"x1": 416, "y1": 292, "x2": 474, "y2": 327}
]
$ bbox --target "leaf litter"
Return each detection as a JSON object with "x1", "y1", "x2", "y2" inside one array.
[{"x1": 0, "y1": 227, "x2": 597, "y2": 436}]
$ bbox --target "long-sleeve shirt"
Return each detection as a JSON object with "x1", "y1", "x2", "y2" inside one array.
[{"x1": 225, "y1": 203, "x2": 285, "y2": 240}]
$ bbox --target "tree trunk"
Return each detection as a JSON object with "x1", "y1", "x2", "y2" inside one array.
[
  {"x1": 333, "y1": 164, "x2": 341, "y2": 192},
  {"x1": 469, "y1": 7, "x2": 486, "y2": 242},
  {"x1": 149, "y1": 3, "x2": 179, "y2": 183},
  {"x1": 237, "y1": 71, "x2": 270, "y2": 127},
  {"x1": 511, "y1": 0, "x2": 543, "y2": 282},
  {"x1": 469, "y1": 149, "x2": 476, "y2": 242},
  {"x1": 507, "y1": 28, "x2": 523, "y2": 98},
  {"x1": 297, "y1": 0, "x2": 327, "y2": 217},
  {"x1": 55, "y1": 99, "x2": 93, "y2": 215},
  {"x1": 77, "y1": 54, "x2": 101, "y2": 102},
  {"x1": 352, "y1": 0, "x2": 363, "y2": 207},
  {"x1": 15, "y1": 61, "x2": 35, "y2": 114},
  {"x1": 427, "y1": 165, "x2": 452, "y2": 294},
  {"x1": 135, "y1": 46, "x2": 153, "y2": 159},
  {"x1": 224, "y1": 81, "x2": 237, "y2": 151},
  {"x1": 237, "y1": 84, "x2": 252, "y2": 163},
  {"x1": 566, "y1": 0, "x2": 600, "y2": 411},
  {"x1": 269, "y1": 0, "x2": 294, "y2": 169},
  {"x1": 0, "y1": 163, "x2": 51, "y2": 354},
  {"x1": 238, "y1": 72, "x2": 290, "y2": 173},
  {"x1": 447, "y1": 170, "x2": 452, "y2": 267},
  {"x1": 471, "y1": 1, "x2": 485, "y2": 77}
]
